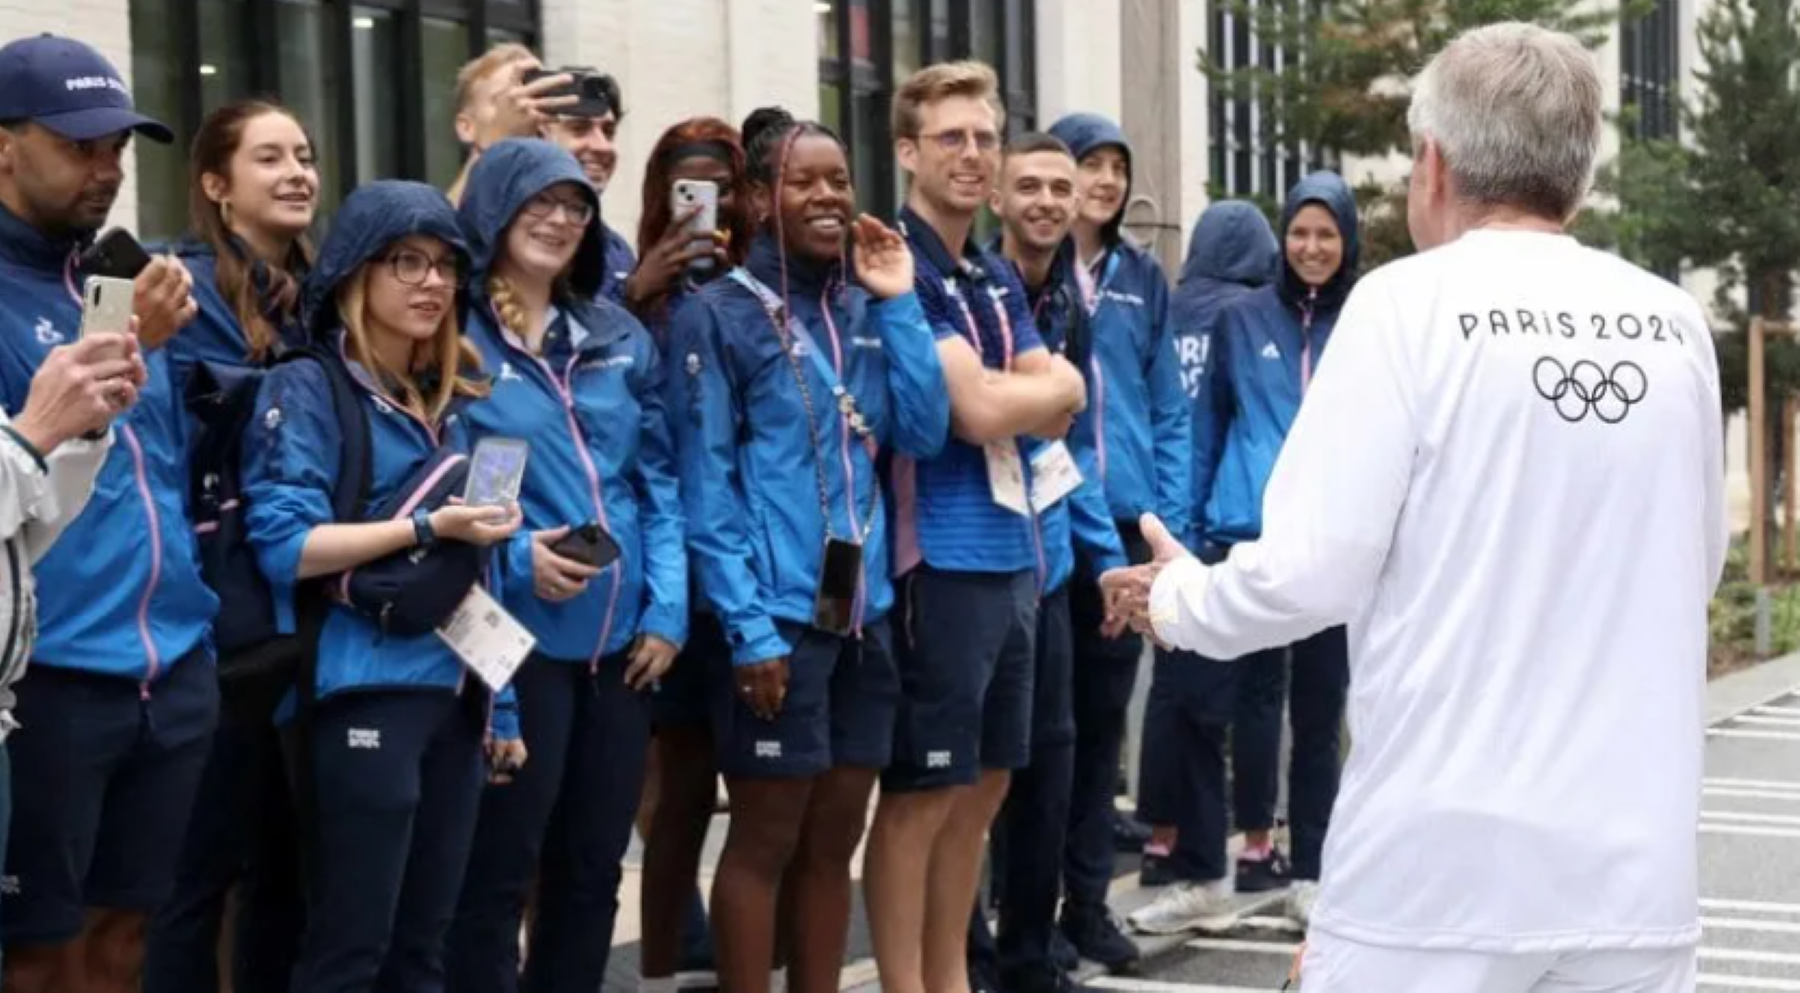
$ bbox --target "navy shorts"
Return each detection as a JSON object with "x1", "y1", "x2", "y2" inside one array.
[
  {"x1": 5, "y1": 649, "x2": 220, "y2": 944},
  {"x1": 653, "y1": 611, "x2": 727, "y2": 730},
  {"x1": 712, "y1": 618, "x2": 898, "y2": 779},
  {"x1": 883, "y1": 567, "x2": 1037, "y2": 792}
]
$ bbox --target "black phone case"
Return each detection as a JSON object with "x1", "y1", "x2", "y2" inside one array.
[
  {"x1": 812, "y1": 539, "x2": 863, "y2": 636},
  {"x1": 551, "y1": 525, "x2": 620, "y2": 570},
  {"x1": 85, "y1": 229, "x2": 152, "y2": 280}
]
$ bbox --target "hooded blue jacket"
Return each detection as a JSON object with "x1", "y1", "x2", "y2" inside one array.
[
  {"x1": 1046, "y1": 114, "x2": 1192, "y2": 539},
  {"x1": 166, "y1": 239, "x2": 310, "y2": 389},
  {"x1": 0, "y1": 202, "x2": 217, "y2": 681},
  {"x1": 1197, "y1": 171, "x2": 1359, "y2": 546},
  {"x1": 668, "y1": 232, "x2": 949, "y2": 666},
  {"x1": 1173, "y1": 202, "x2": 1277, "y2": 548},
  {"x1": 240, "y1": 181, "x2": 518, "y2": 737},
  {"x1": 990, "y1": 240, "x2": 1127, "y2": 595},
  {"x1": 457, "y1": 139, "x2": 687, "y2": 663}
]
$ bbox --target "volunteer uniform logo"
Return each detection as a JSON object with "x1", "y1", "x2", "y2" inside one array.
[
  {"x1": 33, "y1": 317, "x2": 61, "y2": 346},
  {"x1": 347, "y1": 728, "x2": 381, "y2": 750},
  {"x1": 1532, "y1": 357, "x2": 1648, "y2": 425}
]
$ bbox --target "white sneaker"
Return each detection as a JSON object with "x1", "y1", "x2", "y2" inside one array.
[
  {"x1": 1286, "y1": 881, "x2": 1321, "y2": 928},
  {"x1": 1127, "y1": 881, "x2": 1240, "y2": 936}
]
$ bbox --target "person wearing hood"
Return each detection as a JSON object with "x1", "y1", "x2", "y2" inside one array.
[
  {"x1": 240, "y1": 180, "x2": 523, "y2": 992},
  {"x1": 1145, "y1": 171, "x2": 1360, "y2": 933},
  {"x1": 1043, "y1": 111, "x2": 1191, "y2": 971},
  {"x1": 445, "y1": 46, "x2": 637, "y2": 302},
  {"x1": 968, "y1": 130, "x2": 1131, "y2": 993},
  {"x1": 444, "y1": 138, "x2": 685, "y2": 993},
  {"x1": 666, "y1": 107, "x2": 948, "y2": 993},
  {"x1": 145, "y1": 98, "x2": 318, "y2": 993},
  {"x1": 1125, "y1": 201, "x2": 1286, "y2": 937},
  {"x1": 0, "y1": 35, "x2": 224, "y2": 993}
]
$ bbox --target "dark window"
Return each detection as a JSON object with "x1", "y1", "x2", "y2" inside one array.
[
  {"x1": 817, "y1": 0, "x2": 1037, "y2": 218},
  {"x1": 1207, "y1": 0, "x2": 1337, "y2": 200},
  {"x1": 1620, "y1": 0, "x2": 1679, "y2": 142},
  {"x1": 128, "y1": 0, "x2": 539, "y2": 241}
]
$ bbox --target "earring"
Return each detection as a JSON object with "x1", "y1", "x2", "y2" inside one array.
[{"x1": 220, "y1": 200, "x2": 233, "y2": 227}]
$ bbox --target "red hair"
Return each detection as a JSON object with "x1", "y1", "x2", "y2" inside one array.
[{"x1": 636, "y1": 117, "x2": 752, "y2": 270}]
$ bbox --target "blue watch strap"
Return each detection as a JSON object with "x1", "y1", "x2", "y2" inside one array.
[{"x1": 412, "y1": 507, "x2": 436, "y2": 547}]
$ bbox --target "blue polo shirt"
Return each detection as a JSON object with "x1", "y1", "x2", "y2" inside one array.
[{"x1": 892, "y1": 206, "x2": 1045, "y2": 575}]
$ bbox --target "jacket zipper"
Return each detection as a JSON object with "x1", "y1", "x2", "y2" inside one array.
[{"x1": 530, "y1": 349, "x2": 620, "y2": 673}]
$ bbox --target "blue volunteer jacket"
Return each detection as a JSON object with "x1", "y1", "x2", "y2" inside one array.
[
  {"x1": 1048, "y1": 114, "x2": 1192, "y2": 539},
  {"x1": 668, "y1": 232, "x2": 949, "y2": 666},
  {"x1": 1173, "y1": 201, "x2": 1277, "y2": 549},
  {"x1": 1197, "y1": 171, "x2": 1360, "y2": 546},
  {"x1": 166, "y1": 239, "x2": 310, "y2": 389},
  {"x1": 0, "y1": 202, "x2": 216, "y2": 681},
  {"x1": 458, "y1": 139, "x2": 687, "y2": 663},
  {"x1": 240, "y1": 181, "x2": 518, "y2": 738},
  {"x1": 997, "y1": 242, "x2": 1127, "y2": 594},
  {"x1": 599, "y1": 222, "x2": 636, "y2": 304}
]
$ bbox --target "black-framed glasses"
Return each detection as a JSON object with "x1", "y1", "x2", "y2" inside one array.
[
  {"x1": 384, "y1": 248, "x2": 465, "y2": 288},
  {"x1": 520, "y1": 193, "x2": 595, "y2": 226},
  {"x1": 916, "y1": 129, "x2": 1001, "y2": 154}
]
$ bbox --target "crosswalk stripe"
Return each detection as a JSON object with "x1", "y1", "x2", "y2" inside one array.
[
  {"x1": 1090, "y1": 979, "x2": 1272, "y2": 993},
  {"x1": 1706, "y1": 787, "x2": 1800, "y2": 802},
  {"x1": 1708, "y1": 777, "x2": 1800, "y2": 792},
  {"x1": 1752, "y1": 706, "x2": 1800, "y2": 718},
  {"x1": 1698, "y1": 975, "x2": 1800, "y2": 990},
  {"x1": 1185, "y1": 937, "x2": 1302, "y2": 956},
  {"x1": 1705, "y1": 914, "x2": 1800, "y2": 935},
  {"x1": 1704, "y1": 810, "x2": 1800, "y2": 827},
  {"x1": 1703, "y1": 897, "x2": 1800, "y2": 916},
  {"x1": 1701, "y1": 946, "x2": 1800, "y2": 966},
  {"x1": 1700, "y1": 822, "x2": 1800, "y2": 839},
  {"x1": 1709, "y1": 729, "x2": 1800, "y2": 742},
  {"x1": 1738, "y1": 716, "x2": 1800, "y2": 728}
]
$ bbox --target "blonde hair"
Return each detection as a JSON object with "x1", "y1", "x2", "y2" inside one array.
[
  {"x1": 336, "y1": 265, "x2": 488, "y2": 424},
  {"x1": 891, "y1": 61, "x2": 1005, "y2": 139},
  {"x1": 455, "y1": 43, "x2": 536, "y2": 115},
  {"x1": 486, "y1": 274, "x2": 532, "y2": 349}
]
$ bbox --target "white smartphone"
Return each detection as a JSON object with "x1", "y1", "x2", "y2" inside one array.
[
  {"x1": 671, "y1": 179, "x2": 720, "y2": 275},
  {"x1": 80, "y1": 275, "x2": 135, "y2": 339}
]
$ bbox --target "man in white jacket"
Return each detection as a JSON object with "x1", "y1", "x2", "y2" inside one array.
[
  {"x1": 0, "y1": 329, "x2": 145, "y2": 954},
  {"x1": 1103, "y1": 22, "x2": 1725, "y2": 993}
]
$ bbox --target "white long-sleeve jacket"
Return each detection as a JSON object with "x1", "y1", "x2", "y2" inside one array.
[{"x1": 1152, "y1": 229, "x2": 1726, "y2": 954}]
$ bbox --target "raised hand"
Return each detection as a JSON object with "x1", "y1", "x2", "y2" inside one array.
[
  {"x1": 851, "y1": 214, "x2": 914, "y2": 300},
  {"x1": 1098, "y1": 513, "x2": 1190, "y2": 644}
]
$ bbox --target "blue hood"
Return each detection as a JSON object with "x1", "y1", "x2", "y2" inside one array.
[
  {"x1": 1179, "y1": 201, "x2": 1278, "y2": 289},
  {"x1": 302, "y1": 180, "x2": 468, "y2": 339},
  {"x1": 1277, "y1": 170, "x2": 1359, "y2": 312},
  {"x1": 458, "y1": 138, "x2": 606, "y2": 302},
  {"x1": 1049, "y1": 112, "x2": 1133, "y2": 242}
]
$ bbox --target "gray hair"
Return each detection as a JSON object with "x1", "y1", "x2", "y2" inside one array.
[{"x1": 1406, "y1": 23, "x2": 1603, "y2": 220}]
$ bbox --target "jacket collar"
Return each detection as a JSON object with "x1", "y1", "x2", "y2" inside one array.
[
  {"x1": 0, "y1": 198, "x2": 83, "y2": 274},
  {"x1": 746, "y1": 231, "x2": 842, "y2": 302}
]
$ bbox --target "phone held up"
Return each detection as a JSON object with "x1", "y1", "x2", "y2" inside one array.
[
  {"x1": 80, "y1": 276, "x2": 136, "y2": 340},
  {"x1": 81, "y1": 228, "x2": 154, "y2": 281},
  {"x1": 550, "y1": 522, "x2": 621, "y2": 571},
  {"x1": 464, "y1": 437, "x2": 530, "y2": 509},
  {"x1": 671, "y1": 179, "x2": 720, "y2": 276}
]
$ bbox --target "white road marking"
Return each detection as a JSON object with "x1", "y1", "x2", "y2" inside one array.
[
  {"x1": 1091, "y1": 979, "x2": 1274, "y2": 993},
  {"x1": 1704, "y1": 810, "x2": 1800, "y2": 827},
  {"x1": 1704, "y1": 914, "x2": 1800, "y2": 935},
  {"x1": 1753, "y1": 706, "x2": 1800, "y2": 718},
  {"x1": 1709, "y1": 729, "x2": 1800, "y2": 742},
  {"x1": 1700, "y1": 823, "x2": 1800, "y2": 839},
  {"x1": 1184, "y1": 938, "x2": 1301, "y2": 956},
  {"x1": 1698, "y1": 975, "x2": 1800, "y2": 990},
  {"x1": 1703, "y1": 897, "x2": 1800, "y2": 916},
  {"x1": 1706, "y1": 787, "x2": 1800, "y2": 802},
  {"x1": 1709, "y1": 777, "x2": 1800, "y2": 792},
  {"x1": 1701, "y1": 946, "x2": 1800, "y2": 966},
  {"x1": 1737, "y1": 715, "x2": 1800, "y2": 728}
]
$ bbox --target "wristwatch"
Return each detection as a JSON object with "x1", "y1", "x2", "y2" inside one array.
[{"x1": 411, "y1": 507, "x2": 437, "y2": 548}]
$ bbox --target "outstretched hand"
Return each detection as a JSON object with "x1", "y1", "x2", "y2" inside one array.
[{"x1": 1098, "y1": 513, "x2": 1190, "y2": 645}]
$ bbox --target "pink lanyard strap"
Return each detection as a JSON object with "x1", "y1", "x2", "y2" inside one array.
[
  {"x1": 954, "y1": 282, "x2": 1014, "y2": 372},
  {"x1": 1299, "y1": 288, "x2": 1318, "y2": 395}
]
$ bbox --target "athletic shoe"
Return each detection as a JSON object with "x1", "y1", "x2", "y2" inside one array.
[
  {"x1": 1235, "y1": 847, "x2": 1292, "y2": 893},
  {"x1": 1060, "y1": 905, "x2": 1142, "y2": 973},
  {"x1": 1127, "y1": 880, "x2": 1241, "y2": 936}
]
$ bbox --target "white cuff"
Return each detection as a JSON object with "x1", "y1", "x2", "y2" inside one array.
[{"x1": 1150, "y1": 555, "x2": 1210, "y2": 650}]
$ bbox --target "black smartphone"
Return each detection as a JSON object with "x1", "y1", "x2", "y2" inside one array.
[
  {"x1": 82, "y1": 228, "x2": 154, "y2": 280},
  {"x1": 551, "y1": 522, "x2": 621, "y2": 570},
  {"x1": 812, "y1": 538, "x2": 863, "y2": 637},
  {"x1": 521, "y1": 67, "x2": 616, "y2": 117}
]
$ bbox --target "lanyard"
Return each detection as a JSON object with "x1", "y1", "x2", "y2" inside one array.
[
  {"x1": 729, "y1": 269, "x2": 879, "y2": 541},
  {"x1": 1299, "y1": 287, "x2": 1318, "y2": 394},
  {"x1": 952, "y1": 277, "x2": 1015, "y2": 371},
  {"x1": 1071, "y1": 247, "x2": 1119, "y2": 317}
]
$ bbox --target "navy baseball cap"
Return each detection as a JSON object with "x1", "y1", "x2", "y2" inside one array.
[{"x1": 0, "y1": 35, "x2": 173, "y2": 144}]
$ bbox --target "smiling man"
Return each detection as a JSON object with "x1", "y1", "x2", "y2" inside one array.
[{"x1": 1043, "y1": 111, "x2": 1190, "y2": 972}]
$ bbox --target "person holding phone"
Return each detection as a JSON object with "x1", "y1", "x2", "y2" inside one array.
[
  {"x1": 627, "y1": 116, "x2": 754, "y2": 990},
  {"x1": 0, "y1": 35, "x2": 219, "y2": 993},
  {"x1": 664, "y1": 106, "x2": 950, "y2": 993},
  {"x1": 240, "y1": 180, "x2": 523, "y2": 993},
  {"x1": 145, "y1": 97, "x2": 318, "y2": 993},
  {"x1": 446, "y1": 138, "x2": 686, "y2": 993}
]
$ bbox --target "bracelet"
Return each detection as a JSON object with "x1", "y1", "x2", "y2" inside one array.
[{"x1": 411, "y1": 507, "x2": 437, "y2": 548}]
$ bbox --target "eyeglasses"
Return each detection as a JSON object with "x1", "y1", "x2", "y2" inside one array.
[
  {"x1": 384, "y1": 248, "x2": 464, "y2": 288},
  {"x1": 520, "y1": 193, "x2": 595, "y2": 226},
  {"x1": 917, "y1": 129, "x2": 1001, "y2": 154}
]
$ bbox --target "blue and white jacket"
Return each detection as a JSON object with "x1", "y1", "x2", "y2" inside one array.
[
  {"x1": 0, "y1": 201, "x2": 216, "y2": 682},
  {"x1": 668, "y1": 232, "x2": 949, "y2": 665},
  {"x1": 458, "y1": 139, "x2": 687, "y2": 663}
]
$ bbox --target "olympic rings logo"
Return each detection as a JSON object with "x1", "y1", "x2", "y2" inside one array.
[{"x1": 1531, "y1": 357, "x2": 1648, "y2": 424}]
